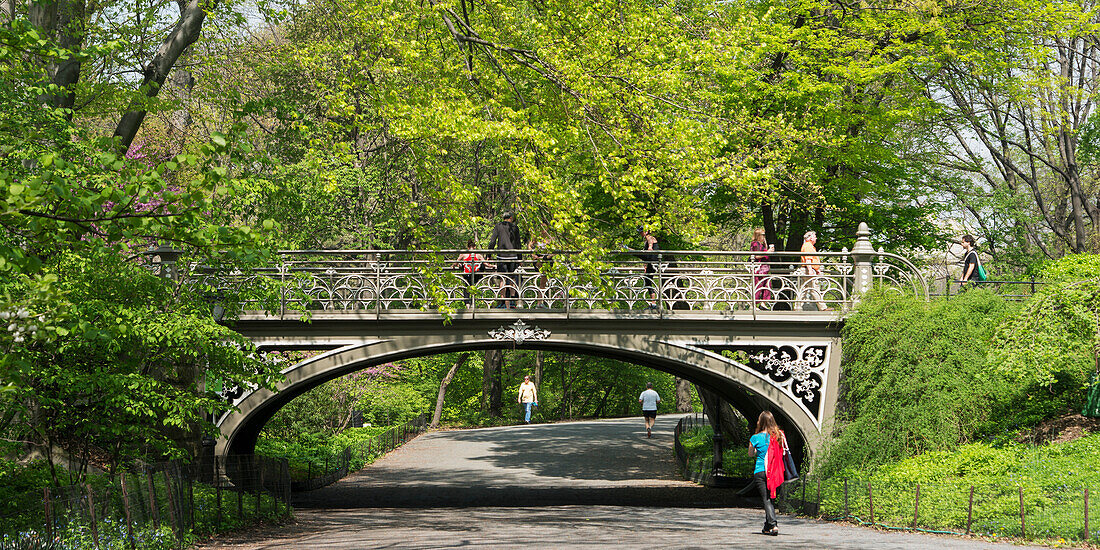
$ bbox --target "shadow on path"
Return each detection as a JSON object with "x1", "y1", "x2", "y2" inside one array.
[{"x1": 291, "y1": 415, "x2": 756, "y2": 509}]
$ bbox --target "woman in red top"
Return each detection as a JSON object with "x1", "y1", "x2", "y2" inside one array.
[{"x1": 455, "y1": 239, "x2": 486, "y2": 286}]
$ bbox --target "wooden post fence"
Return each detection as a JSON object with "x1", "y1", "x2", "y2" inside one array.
[
  {"x1": 121, "y1": 475, "x2": 136, "y2": 550},
  {"x1": 1019, "y1": 486, "x2": 1026, "y2": 538},
  {"x1": 868, "y1": 483, "x2": 875, "y2": 525},
  {"x1": 86, "y1": 484, "x2": 101, "y2": 550},
  {"x1": 844, "y1": 479, "x2": 849, "y2": 517},
  {"x1": 257, "y1": 464, "x2": 264, "y2": 518},
  {"x1": 966, "y1": 486, "x2": 975, "y2": 535},
  {"x1": 147, "y1": 471, "x2": 159, "y2": 526},
  {"x1": 163, "y1": 472, "x2": 180, "y2": 544},
  {"x1": 42, "y1": 487, "x2": 53, "y2": 541},
  {"x1": 215, "y1": 467, "x2": 223, "y2": 529},
  {"x1": 912, "y1": 483, "x2": 920, "y2": 529}
]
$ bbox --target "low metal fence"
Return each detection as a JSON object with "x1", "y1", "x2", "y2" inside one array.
[
  {"x1": 674, "y1": 413, "x2": 716, "y2": 486},
  {"x1": 288, "y1": 414, "x2": 427, "y2": 492},
  {"x1": 0, "y1": 456, "x2": 290, "y2": 550},
  {"x1": 933, "y1": 278, "x2": 1045, "y2": 301},
  {"x1": 779, "y1": 476, "x2": 1099, "y2": 542}
]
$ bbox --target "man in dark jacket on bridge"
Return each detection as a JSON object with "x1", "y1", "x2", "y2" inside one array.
[{"x1": 489, "y1": 212, "x2": 522, "y2": 308}]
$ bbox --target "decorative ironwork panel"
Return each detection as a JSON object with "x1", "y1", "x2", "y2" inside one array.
[{"x1": 704, "y1": 344, "x2": 829, "y2": 422}]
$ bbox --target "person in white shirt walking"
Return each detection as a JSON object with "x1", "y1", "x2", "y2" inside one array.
[
  {"x1": 638, "y1": 382, "x2": 661, "y2": 438},
  {"x1": 518, "y1": 375, "x2": 538, "y2": 423}
]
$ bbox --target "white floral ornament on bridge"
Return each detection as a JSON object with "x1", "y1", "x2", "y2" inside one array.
[
  {"x1": 488, "y1": 320, "x2": 551, "y2": 345},
  {"x1": 750, "y1": 346, "x2": 824, "y2": 403}
]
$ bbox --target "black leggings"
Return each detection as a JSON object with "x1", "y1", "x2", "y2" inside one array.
[{"x1": 753, "y1": 471, "x2": 777, "y2": 530}]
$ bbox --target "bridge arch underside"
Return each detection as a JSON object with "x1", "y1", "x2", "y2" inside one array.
[{"x1": 219, "y1": 325, "x2": 841, "y2": 471}]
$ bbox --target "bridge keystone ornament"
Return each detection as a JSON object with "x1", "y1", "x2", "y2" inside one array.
[{"x1": 488, "y1": 320, "x2": 551, "y2": 345}]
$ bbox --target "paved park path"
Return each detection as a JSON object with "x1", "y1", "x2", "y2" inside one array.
[{"x1": 198, "y1": 415, "x2": 1050, "y2": 549}]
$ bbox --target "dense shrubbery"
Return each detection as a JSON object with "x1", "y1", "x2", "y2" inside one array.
[
  {"x1": 876, "y1": 433, "x2": 1100, "y2": 488},
  {"x1": 793, "y1": 434, "x2": 1100, "y2": 540},
  {"x1": 826, "y1": 260, "x2": 1100, "y2": 474},
  {"x1": 357, "y1": 383, "x2": 430, "y2": 426},
  {"x1": 989, "y1": 256, "x2": 1100, "y2": 414},
  {"x1": 0, "y1": 460, "x2": 56, "y2": 519},
  {"x1": 823, "y1": 289, "x2": 1019, "y2": 475},
  {"x1": 256, "y1": 426, "x2": 388, "y2": 477},
  {"x1": 1038, "y1": 254, "x2": 1100, "y2": 283},
  {"x1": 0, "y1": 459, "x2": 287, "y2": 548}
]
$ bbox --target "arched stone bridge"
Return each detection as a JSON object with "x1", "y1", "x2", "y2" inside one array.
[{"x1": 209, "y1": 224, "x2": 925, "y2": 464}]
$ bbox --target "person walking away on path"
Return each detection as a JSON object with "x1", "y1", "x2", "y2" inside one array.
[
  {"x1": 960, "y1": 234, "x2": 984, "y2": 289},
  {"x1": 638, "y1": 382, "x2": 661, "y2": 438},
  {"x1": 750, "y1": 228, "x2": 774, "y2": 307},
  {"x1": 749, "y1": 410, "x2": 786, "y2": 536},
  {"x1": 518, "y1": 375, "x2": 538, "y2": 423},
  {"x1": 489, "y1": 212, "x2": 522, "y2": 308},
  {"x1": 638, "y1": 226, "x2": 660, "y2": 310},
  {"x1": 798, "y1": 231, "x2": 828, "y2": 311}
]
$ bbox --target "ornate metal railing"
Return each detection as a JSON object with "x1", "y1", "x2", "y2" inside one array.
[{"x1": 192, "y1": 235, "x2": 926, "y2": 317}]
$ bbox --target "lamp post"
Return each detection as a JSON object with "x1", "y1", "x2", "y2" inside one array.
[
  {"x1": 147, "y1": 243, "x2": 183, "y2": 280},
  {"x1": 711, "y1": 429, "x2": 734, "y2": 487}
]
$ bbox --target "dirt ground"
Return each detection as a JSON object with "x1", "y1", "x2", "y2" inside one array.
[{"x1": 1016, "y1": 412, "x2": 1100, "y2": 445}]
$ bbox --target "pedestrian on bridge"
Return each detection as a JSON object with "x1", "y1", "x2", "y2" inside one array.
[
  {"x1": 455, "y1": 240, "x2": 488, "y2": 286},
  {"x1": 960, "y1": 234, "x2": 986, "y2": 288},
  {"x1": 798, "y1": 231, "x2": 828, "y2": 311},
  {"x1": 750, "y1": 228, "x2": 774, "y2": 306},
  {"x1": 638, "y1": 226, "x2": 660, "y2": 310},
  {"x1": 749, "y1": 410, "x2": 785, "y2": 536},
  {"x1": 638, "y1": 382, "x2": 661, "y2": 438},
  {"x1": 489, "y1": 212, "x2": 523, "y2": 308},
  {"x1": 518, "y1": 375, "x2": 539, "y2": 423}
]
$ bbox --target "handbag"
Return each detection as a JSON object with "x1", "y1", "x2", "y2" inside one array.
[
  {"x1": 782, "y1": 438, "x2": 799, "y2": 482},
  {"x1": 968, "y1": 251, "x2": 988, "y2": 281}
]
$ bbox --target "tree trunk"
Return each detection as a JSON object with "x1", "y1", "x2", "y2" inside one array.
[
  {"x1": 486, "y1": 347, "x2": 503, "y2": 415},
  {"x1": 695, "y1": 385, "x2": 751, "y2": 448},
  {"x1": 112, "y1": 0, "x2": 211, "y2": 152},
  {"x1": 29, "y1": 0, "x2": 85, "y2": 112},
  {"x1": 560, "y1": 356, "x2": 569, "y2": 420},
  {"x1": 534, "y1": 350, "x2": 543, "y2": 388},
  {"x1": 431, "y1": 353, "x2": 470, "y2": 428},
  {"x1": 481, "y1": 350, "x2": 493, "y2": 414},
  {"x1": 762, "y1": 202, "x2": 778, "y2": 252},
  {"x1": 674, "y1": 377, "x2": 692, "y2": 412},
  {"x1": 593, "y1": 384, "x2": 613, "y2": 417},
  {"x1": 786, "y1": 209, "x2": 808, "y2": 252}
]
